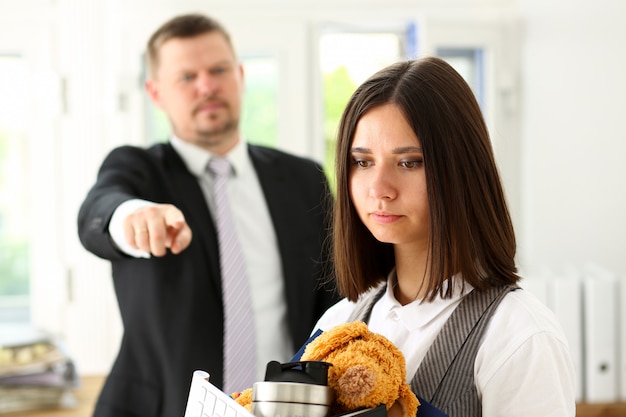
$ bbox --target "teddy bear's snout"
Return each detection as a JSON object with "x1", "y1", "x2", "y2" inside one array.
[{"x1": 337, "y1": 365, "x2": 376, "y2": 401}]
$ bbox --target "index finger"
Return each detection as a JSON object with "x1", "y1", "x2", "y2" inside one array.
[{"x1": 163, "y1": 205, "x2": 186, "y2": 229}]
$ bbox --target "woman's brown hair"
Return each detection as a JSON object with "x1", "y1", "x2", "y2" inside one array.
[{"x1": 333, "y1": 57, "x2": 519, "y2": 302}]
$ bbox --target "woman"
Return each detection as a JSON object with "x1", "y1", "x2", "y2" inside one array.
[{"x1": 315, "y1": 57, "x2": 575, "y2": 416}]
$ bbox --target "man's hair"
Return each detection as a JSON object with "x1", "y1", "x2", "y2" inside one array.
[
  {"x1": 146, "y1": 13, "x2": 234, "y2": 77},
  {"x1": 332, "y1": 56, "x2": 519, "y2": 302}
]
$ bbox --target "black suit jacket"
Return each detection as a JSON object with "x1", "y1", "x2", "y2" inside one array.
[{"x1": 77, "y1": 143, "x2": 338, "y2": 417}]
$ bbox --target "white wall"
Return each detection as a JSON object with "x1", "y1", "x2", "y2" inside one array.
[{"x1": 516, "y1": 0, "x2": 626, "y2": 277}]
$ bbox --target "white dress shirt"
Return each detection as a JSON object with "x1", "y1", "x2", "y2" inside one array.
[
  {"x1": 109, "y1": 137, "x2": 292, "y2": 381},
  {"x1": 313, "y1": 275, "x2": 576, "y2": 417}
]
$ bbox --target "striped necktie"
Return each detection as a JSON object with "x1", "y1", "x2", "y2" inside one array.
[{"x1": 207, "y1": 157, "x2": 256, "y2": 394}]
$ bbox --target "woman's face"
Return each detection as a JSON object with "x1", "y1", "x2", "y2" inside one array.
[{"x1": 349, "y1": 103, "x2": 430, "y2": 251}]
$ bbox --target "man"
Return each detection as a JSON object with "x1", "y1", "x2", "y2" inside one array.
[{"x1": 77, "y1": 13, "x2": 338, "y2": 417}]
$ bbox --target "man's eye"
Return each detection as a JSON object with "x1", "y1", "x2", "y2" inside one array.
[
  {"x1": 212, "y1": 67, "x2": 227, "y2": 75},
  {"x1": 181, "y1": 74, "x2": 195, "y2": 82}
]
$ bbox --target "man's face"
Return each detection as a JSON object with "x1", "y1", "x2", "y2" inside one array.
[{"x1": 146, "y1": 31, "x2": 244, "y2": 154}]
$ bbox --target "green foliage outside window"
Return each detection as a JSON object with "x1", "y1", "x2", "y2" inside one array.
[
  {"x1": 241, "y1": 58, "x2": 278, "y2": 148},
  {"x1": 147, "y1": 104, "x2": 171, "y2": 143},
  {"x1": 0, "y1": 130, "x2": 29, "y2": 297},
  {"x1": 322, "y1": 66, "x2": 357, "y2": 194},
  {"x1": 0, "y1": 241, "x2": 29, "y2": 296}
]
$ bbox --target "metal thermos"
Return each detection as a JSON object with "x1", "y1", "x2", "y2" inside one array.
[{"x1": 251, "y1": 361, "x2": 334, "y2": 417}]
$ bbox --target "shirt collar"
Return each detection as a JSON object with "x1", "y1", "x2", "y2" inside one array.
[
  {"x1": 379, "y1": 269, "x2": 473, "y2": 330},
  {"x1": 170, "y1": 135, "x2": 249, "y2": 178}
]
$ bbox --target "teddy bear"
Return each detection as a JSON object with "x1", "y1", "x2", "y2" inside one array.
[{"x1": 233, "y1": 321, "x2": 419, "y2": 417}]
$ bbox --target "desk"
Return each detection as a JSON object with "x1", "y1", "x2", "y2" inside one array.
[{"x1": 576, "y1": 402, "x2": 626, "y2": 417}]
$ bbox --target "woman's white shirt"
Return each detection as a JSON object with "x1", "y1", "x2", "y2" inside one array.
[{"x1": 312, "y1": 280, "x2": 576, "y2": 417}]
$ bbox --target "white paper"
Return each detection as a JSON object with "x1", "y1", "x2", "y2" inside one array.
[{"x1": 184, "y1": 370, "x2": 255, "y2": 417}]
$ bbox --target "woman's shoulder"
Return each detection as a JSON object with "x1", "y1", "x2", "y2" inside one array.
[
  {"x1": 498, "y1": 288, "x2": 565, "y2": 333},
  {"x1": 313, "y1": 298, "x2": 354, "y2": 332},
  {"x1": 476, "y1": 288, "x2": 577, "y2": 415},
  {"x1": 481, "y1": 287, "x2": 569, "y2": 345},
  {"x1": 313, "y1": 282, "x2": 388, "y2": 332},
  {"x1": 478, "y1": 286, "x2": 572, "y2": 369}
]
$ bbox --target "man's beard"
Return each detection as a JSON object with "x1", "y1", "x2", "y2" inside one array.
[
  {"x1": 191, "y1": 97, "x2": 238, "y2": 141},
  {"x1": 198, "y1": 118, "x2": 237, "y2": 138},
  {"x1": 194, "y1": 114, "x2": 239, "y2": 148}
]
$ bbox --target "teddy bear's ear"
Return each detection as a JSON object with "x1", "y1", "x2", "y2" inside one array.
[{"x1": 302, "y1": 321, "x2": 371, "y2": 361}]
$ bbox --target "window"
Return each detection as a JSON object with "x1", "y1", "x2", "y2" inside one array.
[
  {"x1": 437, "y1": 47, "x2": 485, "y2": 109},
  {"x1": 319, "y1": 28, "x2": 407, "y2": 190},
  {"x1": 240, "y1": 56, "x2": 279, "y2": 148},
  {"x1": 0, "y1": 54, "x2": 31, "y2": 323}
]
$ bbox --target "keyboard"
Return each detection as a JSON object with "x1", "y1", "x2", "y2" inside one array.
[{"x1": 184, "y1": 370, "x2": 255, "y2": 417}]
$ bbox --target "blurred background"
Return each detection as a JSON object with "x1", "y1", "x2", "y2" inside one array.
[{"x1": 0, "y1": 0, "x2": 625, "y2": 411}]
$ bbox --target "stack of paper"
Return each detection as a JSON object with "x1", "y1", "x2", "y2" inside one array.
[{"x1": 0, "y1": 325, "x2": 79, "y2": 414}]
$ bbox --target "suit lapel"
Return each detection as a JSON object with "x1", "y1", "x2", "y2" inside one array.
[
  {"x1": 249, "y1": 145, "x2": 309, "y2": 328},
  {"x1": 162, "y1": 144, "x2": 222, "y2": 290},
  {"x1": 248, "y1": 145, "x2": 294, "y2": 249}
]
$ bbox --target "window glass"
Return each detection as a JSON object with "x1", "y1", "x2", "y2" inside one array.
[
  {"x1": 319, "y1": 31, "x2": 404, "y2": 190},
  {"x1": 0, "y1": 55, "x2": 31, "y2": 323},
  {"x1": 437, "y1": 48, "x2": 485, "y2": 109},
  {"x1": 144, "y1": 96, "x2": 170, "y2": 144},
  {"x1": 240, "y1": 57, "x2": 278, "y2": 148}
]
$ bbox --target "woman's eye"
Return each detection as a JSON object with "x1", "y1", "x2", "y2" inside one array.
[
  {"x1": 400, "y1": 160, "x2": 423, "y2": 169},
  {"x1": 352, "y1": 159, "x2": 371, "y2": 168}
]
